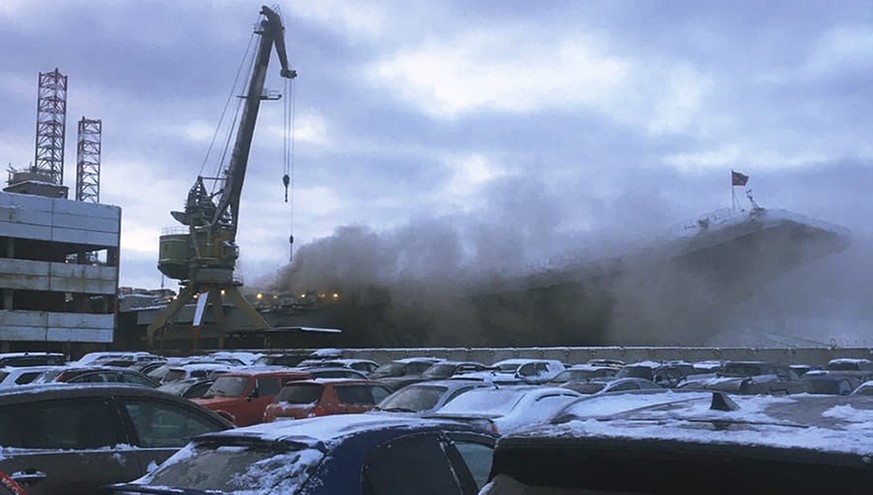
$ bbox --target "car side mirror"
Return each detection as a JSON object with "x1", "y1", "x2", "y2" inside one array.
[{"x1": 247, "y1": 387, "x2": 260, "y2": 400}]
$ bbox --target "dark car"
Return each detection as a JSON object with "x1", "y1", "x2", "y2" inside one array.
[
  {"x1": 156, "y1": 378, "x2": 215, "y2": 399},
  {"x1": 40, "y1": 367, "x2": 161, "y2": 388},
  {"x1": 615, "y1": 360, "x2": 697, "y2": 388},
  {"x1": 0, "y1": 384, "x2": 232, "y2": 495},
  {"x1": 484, "y1": 393, "x2": 873, "y2": 494},
  {"x1": 107, "y1": 414, "x2": 498, "y2": 495},
  {"x1": 702, "y1": 360, "x2": 807, "y2": 395},
  {"x1": 378, "y1": 360, "x2": 487, "y2": 391},
  {"x1": 371, "y1": 379, "x2": 487, "y2": 415},
  {"x1": 0, "y1": 353, "x2": 65, "y2": 368},
  {"x1": 546, "y1": 365, "x2": 619, "y2": 385},
  {"x1": 370, "y1": 357, "x2": 444, "y2": 390},
  {"x1": 560, "y1": 377, "x2": 662, "y2": 395}
]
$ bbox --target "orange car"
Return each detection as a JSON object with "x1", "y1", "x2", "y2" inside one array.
[
  {"x1": 263, "y1": 379, "x2": 393, "y2": 422},
  {"x1": 193, "y1": 369, "x2": 311, "y2": 426}
]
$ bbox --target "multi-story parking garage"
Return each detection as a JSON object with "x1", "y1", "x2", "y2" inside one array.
[{"x1": 0, "y1": 173, "x2": 120, "y2": 353}]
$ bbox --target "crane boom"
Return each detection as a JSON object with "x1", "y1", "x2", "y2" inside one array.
[{"x1": 215, "y1": 5, "x2": 296, "y2": 236}]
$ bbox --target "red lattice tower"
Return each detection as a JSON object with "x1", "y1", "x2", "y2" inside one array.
[
  {"x1": 76, "y1": 118, "x2": 101, "y2": 203},
  {"x1": 33, "y1": 68, "x2": 68, "y2": 185}
]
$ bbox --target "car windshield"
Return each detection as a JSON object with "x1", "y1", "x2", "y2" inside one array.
[
  {"x1": 371, "y1": 362, "x2": 405, "y2": 377},
  {"x1": 827, "y1": 361, "x2": 864, "y2": 371},
  {"x1": 276, "y1": 384, "x2": 324, "y2": 404},
  {"x1": 721, "y1": 363, "x2": 768, "y2": 377},
  {"x1": 570, "y1": 382, "x2": 607, "y2": 394},
  {"x1": 437, "y1": 389, "x2": 526, "y2": 417},
  {"x1": 422, "y1": 363, "x2": 457, "y2": 379},
  {"x1": 163, "y1": 369, "x2": 187, "y2": 383},
  {"x1": 140, "y1": 442, "x2": 324, "y2": 493},
  {"x1": 553, "y1": 369, "x2": 613, "y2": 383},
  {"x1": 378, "y1": 385, "x2": 448, "y2": 412},
  {"x1": 496, "y1": 363, "x2": 521, "y2": 373},
  {"x1": 616, "y1": 366, "x2": 652, "y2": 379},
  {"x1": 204, "y1": 376, "x2": 249, "y2": 398},
  {"x1": 158, "y1": 380, "x2": 195, "y2": 396}
]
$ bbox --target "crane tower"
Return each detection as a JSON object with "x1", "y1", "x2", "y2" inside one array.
[{"x1": 147, "y1": 6, "x2": 296, "y2": 348}]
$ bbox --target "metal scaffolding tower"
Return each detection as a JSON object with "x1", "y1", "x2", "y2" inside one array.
[
  {"x1": 33, "y1": 69, "x2": 68, "y2": 185},
  {"x1": 75, "y1": 118, "x2": 101, "y2": 203}
]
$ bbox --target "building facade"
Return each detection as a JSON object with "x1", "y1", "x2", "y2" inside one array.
[{"x1": 0, "y1": 189, "x2": 120, "y2": 352}]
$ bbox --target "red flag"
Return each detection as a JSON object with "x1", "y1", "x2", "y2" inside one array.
[{"x1": 731, "y1": 170, "x2": 749, "y2": 186}]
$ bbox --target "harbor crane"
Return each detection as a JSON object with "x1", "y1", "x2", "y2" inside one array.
[{"x1": 148, "y1": 6, "x2": 297, "y2": 348}]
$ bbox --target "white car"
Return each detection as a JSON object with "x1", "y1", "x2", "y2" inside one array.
[
  {"x1": 0, "y1": 365, "x2": 66, "y2": 388},
  {"x1": 162, "y1": 363, "x2": 235, "y2": 383},
  {"x1": 426, "y1": 385, "x2": 580, "y2": 434},
  {"x1": 488, "y1": 358, "x2": 567, "y2": 384}
]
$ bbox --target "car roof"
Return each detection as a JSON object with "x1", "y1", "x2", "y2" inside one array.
[
  {"x1": 0, "y1": 382, "x2": 196, "y2": 401},
  {"x1": 506, "y1": 393, "x2": 873, "y2": 458},
  {"x1": 219, "y1": 369, "x2": 311, "y2": 378},
  {"x1": 287, "y1": 378, "x2": 380, "y2": 386},
  {"x1": 197, "y1": 413, "x2": 491, "y2": 446}
]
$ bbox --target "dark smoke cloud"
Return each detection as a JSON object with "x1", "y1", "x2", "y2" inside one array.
[{"x1": 262, "y1": 161, "x2": 867, "y2": 347}]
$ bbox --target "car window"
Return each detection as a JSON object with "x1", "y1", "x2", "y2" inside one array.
[
  {"x1": 450, "y1": 439, "x2": 494, "y2": 490},
  {"x1": 518, "y1": 364, "x2": 537, "y2": 377},
  {"x1": 69, "y1": 372, "x2": 109, "y2": 383},
  {"x1": 407, "y1": 362, "x2": 436, "y2": 374},
  {"x1": 13, "y1": 371, "x2": 40, "y2": 385},
  {"x1": 0, "y1": 398, "x2": 122, "y2": 449},
  {"x1": 363, "y1": 433, "x2": 463, "y2": 495},
  {"x1": 121, "y1": 371, "x2": 156, "y2": 387},
  {"x1": 276, "y1": 384, "x2": 324, "y2": 404},
  {"x1": 121, "y1": 398, "x2": 224, "y2": 448},
  {"x1": 610, "y1": 381, "x2": 641, "y2": 392},
  {"x1": 257, "y1": 377, "x2": 282, "y2": 396},
  {"x1": 336, "y1": 384, "x2": 392, "y2": 405}
]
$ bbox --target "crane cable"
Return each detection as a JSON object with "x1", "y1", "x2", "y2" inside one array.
[
  {"x1": 283, "y1": 74, "x2": 296, "y2": 262},
  {"x1": 199, "y1": 31, "x2": 256, "y2": 184}
]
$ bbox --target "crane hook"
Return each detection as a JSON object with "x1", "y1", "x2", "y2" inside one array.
[{"x1": 282, "y1": 173, "x2": 290, "y2": 202}]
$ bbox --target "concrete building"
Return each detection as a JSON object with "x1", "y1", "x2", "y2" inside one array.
[{"x1": 0, "y1": 185, "x2": 120, "y2": 352}]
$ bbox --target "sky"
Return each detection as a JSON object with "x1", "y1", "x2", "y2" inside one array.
[{"x1": 1, "y1": 0, "x2": 871, "y2": 302}]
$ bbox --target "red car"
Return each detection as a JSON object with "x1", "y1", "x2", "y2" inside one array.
[
  {"x1": 263, "y1": 379, "x2": 393, "y2": 422},
  {"x1": 0, "y1": 471, "x2": 26, "y2": 495},
  {"x1": 192, "y1": 370, "x2": 311, "y2": 426}
]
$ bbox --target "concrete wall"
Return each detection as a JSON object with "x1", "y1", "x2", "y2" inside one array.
[
  {"x1": 0, "y1": 310, "x2": 114, "y2": 342},
  {"x1": 0, "y1": 259, "x2": 116, "y2": 294},
  {"x1": 336, "y1": 346, "x2": 873, "y2": 366}
]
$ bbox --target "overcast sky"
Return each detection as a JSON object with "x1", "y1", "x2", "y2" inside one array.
[{"x1": 1, "y1": 0, "x2": 871, "y2": 292}]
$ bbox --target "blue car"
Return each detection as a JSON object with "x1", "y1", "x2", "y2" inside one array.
[{"x1": 106, "y1": 414, "x2": 497, "y2": 495}]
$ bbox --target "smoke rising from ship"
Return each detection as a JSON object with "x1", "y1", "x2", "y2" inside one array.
[{"x1": 265, "y1": 165, "x2": 861, "y2": 347}]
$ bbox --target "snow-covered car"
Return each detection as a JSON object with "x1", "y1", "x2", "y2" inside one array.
[
  {"x1": 0, "y1": 366, "x2": 65, "y2": 388},
  {"x1": 263, "y1": 379, "x2": 392, "y2": 421},
  {"x1": 615, "y1": 360, "x2": 699, "y2": 388},
  {"x1": 486, "y1": 359, "x2": 567, "y2": 385},
  {"x1": 802, "y1": 370, "x2": 861, "y2": 395},
  {"x1": 157, "y1": 378, "x2": 215, "y2": 399},
  {"x1": 425, "y1": 385, "x2": 581, "y2": 434},
  {"x1": 371, "y1": 379, "x2": 487, "y2": 415},
  {"x1": 106, "y1": 414, "x2": 497, "y2": 495},
  {"x1": 702, "y1": 360, "x2": 806, "y2": 395},
  {"x1": 850, "y1": 380, "x2": 873, "y2": 396},
  {"x1": 161, "y1": 363, "x2": 235, "y2": 383},
  {"x1": 0, "y1": 353, "x2": 65, "y2": 368},
  {"x1": 296, "y1": 358, "x2": 380, "y2": 375},
  {"x1": 549, "y1": 390, "x2": 711, "y2": 424},
  {"x1": 370, "y1": 357, "x2": 444, "y2": 390},
  {"x1": 545, "y1": 364, "x2": 618, "y2": 385},
  {"x1": 0, "y1": 384, "x2": 232, "y2": 495},
  {"x1": 484, "y1": 393, "x2": 873, "y2": 494},
  {"x1": 560, "y1": 377, "x2": 662, "y2": 395}
]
